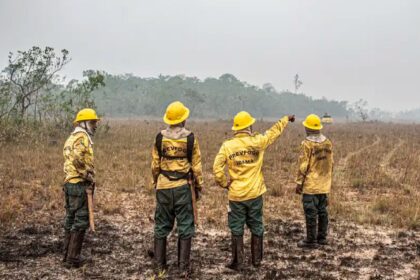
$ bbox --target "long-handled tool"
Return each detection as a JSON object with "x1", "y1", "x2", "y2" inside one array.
[
  {"x1": 188, "y1": 173, "x2": 198, "y2": 225},
  {"x1": 86, "y1": 188, "x2": 95, "y2": 232}
]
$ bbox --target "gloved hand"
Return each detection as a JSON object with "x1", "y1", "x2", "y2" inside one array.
[
  {"x1": 288, "y1": 115, "x2": 296, "y2": 122},
  {"x1": 86, "y1": 172, "x2": 95, "y2": 183},
  {"x1": 295, "y1": 184, "x2": 303, "y2": 194}
]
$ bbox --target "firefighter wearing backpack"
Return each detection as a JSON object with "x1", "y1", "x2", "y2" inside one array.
[
  {"x1": 151, "y1": 101, "x2": 204, "y2": 273},
  {"x1": 213, "y1": 111, "x2": 295, "y2": 270},
  {"x1": 295, "y1": 114, "x2": 334, "y2": 249}
]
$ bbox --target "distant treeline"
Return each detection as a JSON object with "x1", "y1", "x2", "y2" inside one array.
[
  {"x1": 93, "y1": 73, "x2": 350, "y2": 119},
  {"x1": 396, "y1": 108, "x2": 420, "y2": 122}
]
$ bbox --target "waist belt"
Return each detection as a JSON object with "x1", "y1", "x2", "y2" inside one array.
[{"x1": 160, "y1": 170, "x2": 190, "y2": 181}]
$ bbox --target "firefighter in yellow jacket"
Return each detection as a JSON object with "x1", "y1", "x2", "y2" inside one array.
[
  {"x1": 295, "y1": 114, "x2": 334, "y2": 248},
  {"x1": 62, "y1": 108, "x2": 100, "y2": 268},
  {"x1": 151, "y1": 101, "x2": 204, "y2": 273},
  {"x1": 213, "y1": 111, "x2": 295, "y2": 270}
]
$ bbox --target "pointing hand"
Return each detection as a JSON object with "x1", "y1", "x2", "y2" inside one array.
[{"x1": 288, "y1": 115, "x2": 296, "y2": 122}]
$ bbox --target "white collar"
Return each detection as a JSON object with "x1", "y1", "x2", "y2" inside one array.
[
  {"x1": 72, "y1": 126, "x2": 94, "y2": 145},
  {"x1": 306, "y1": 134, "x2": 326, "y2": 143}
]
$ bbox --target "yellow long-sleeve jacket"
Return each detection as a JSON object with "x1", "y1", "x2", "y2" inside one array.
[
  {"x1": 151, "y1": 127, "x2": 204, "y2": 190},
  {"x1": 63, "y1": 127, "x2": 95, "y2": 184},
  {"x1": 213, "y1": 116, "x2": 289, "y2": 201},
  {"x1": 295, "y1": 134, "x2": 334, "y2": 194}
]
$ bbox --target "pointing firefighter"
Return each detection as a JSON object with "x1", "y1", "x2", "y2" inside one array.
[
  {"x1": 213, "y1": 111, "x2": 295, "y2": 270},
  {"x1": 151, "y1": 101, "x2": 204, "y2": 274},
  {"x1": 62, "y1": 108, "x2": 100, "y2": 268},
  {"x1": 295, "y1": 114, "x2": 334, "y2": 248}
]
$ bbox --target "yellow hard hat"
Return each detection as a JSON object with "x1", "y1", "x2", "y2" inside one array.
[
  {"x1": 74, "y1": 108, "x2": 100, "y2": 124},
  {"x1": 232, "y1": 111, "x2": 256, "y2": 131},
  {"x1": 303, "y1": 114, "x2": 323, "y2": 130},
  {"x1": 163, "y1": 101, "x2": 190, "y2": 125}
]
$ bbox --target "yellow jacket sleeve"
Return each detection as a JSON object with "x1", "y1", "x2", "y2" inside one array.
[
  {"x1": 74, "y1": 136, "x2": 94, "y2": 178},
  {"x1": 191, "y1": 138, "x2": 204, "y2": 186},
  {"x1": 151, "y1": 142, "x2": 161, "y2": 186},
  {"x1": 295, "y1": 141, "x2": 311, "y2": 185},
  {"x1": 259, "y1": 116, "x2": 289, "y2": 149},
  {"x1": 213, "y1": 144, "x2": 229, "y2": 188}
]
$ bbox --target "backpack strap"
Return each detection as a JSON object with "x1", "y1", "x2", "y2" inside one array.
[
  {"x1": 186, "y1": 133, "x2": 194, "y2": 163},
  {"x1": 155, "y1": 132, "x2": 163, "y2": 159},
  {"x1": 155, "y1": 131, "x2": 195, "y2": 181}
]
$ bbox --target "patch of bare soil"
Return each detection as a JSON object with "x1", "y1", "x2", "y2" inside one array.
[{"x1": 1, "y1": 195, "x2": 418, "y2": 280}]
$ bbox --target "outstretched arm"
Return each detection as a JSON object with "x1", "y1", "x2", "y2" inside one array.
[{"x1": 259, "y1": 115, "x2": 294, "y2": 149}]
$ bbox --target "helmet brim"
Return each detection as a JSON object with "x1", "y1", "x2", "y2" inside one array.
[
  {"x1": 73, "y1": 117, "x2": 100, "y2": 124},
  {"x1": 163, "y1": 107, "x2": 190, "y2": 125},
  {"x1": 232, "y1": 117, "x2": 256, "y2": 131},
  {"x1": 302, "y1": 120, "x2": 323, "y2": 130}
]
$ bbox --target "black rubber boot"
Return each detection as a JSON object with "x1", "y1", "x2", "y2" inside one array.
[
  {"x1": 298, "y1": 218, "x2": 318, "y2": 249},
  {"x1": 251, "y1": 234, "x2": 263, "y2": 267},
  {"x1": 178, "y1": 237, "x2": 192, "y2": 276},
  {"x1": 64, "y1": 231, "x2": 87, "y2": 268},
  {"x1": 317, "y1": 239, "x2": 328, "y2": 245},
  {"x1": 317, "y1": 208, "x2": 329, "y2": 245},
  {"x1": 62, "y1": 231, "x2": 71, "y2": 263},
  {"x1": 297, "y1": 239, "x2": 318, "y2": 249},
  {"x1": 226, "y1": 235, "x2": 244, "y2": 271},
  {"x1": 154, "y1": 237, "x2": 167, "y2": 270}
]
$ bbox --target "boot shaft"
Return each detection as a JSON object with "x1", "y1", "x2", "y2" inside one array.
[
  {"x1": 154, "y1": 237, "x2": 167, "y2": 268},
  {"x1": 65, "y1": 230, "x2": 86, "y2": 268},
  {"x1": 62, "y1": 231, "x2": 71, "y2": 262},
  {"x1": 178, "y1": 238, "x2": 192, "y2": 271},
  {"x1": 251, "y1": 234, "x2": 263, "y2": 267},
  {"x1": 227, "y1": 234, "x2": 244, "y2": 271}
]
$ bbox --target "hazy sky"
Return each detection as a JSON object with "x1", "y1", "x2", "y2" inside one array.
[{"x1": 0, "y1": 0, "x2": 419, "y2": 111}]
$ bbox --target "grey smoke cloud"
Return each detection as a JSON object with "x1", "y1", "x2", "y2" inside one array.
[{"x1": 0, "y1": 0, "x2": 419, "y2": 111}]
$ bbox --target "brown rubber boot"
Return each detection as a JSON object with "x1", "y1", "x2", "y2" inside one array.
[
  {"x1": 154, "y1": 237, "x2": 167, "y2": 270},
  {"x1": 226, "y1": 235, "x2": 244, "y2": 271},
  {"x1": 251, "y1": 234, "x2": 263, "y2": 267},
  {"x1": 62, "y1": 231, "x2": 71, "y2": 262},
  {"x1": 64, "y1": 231, "x2": 87, "y2": 268},
  {"x1": 178, "y1": 238, "x2": 192, "y2": 275}
]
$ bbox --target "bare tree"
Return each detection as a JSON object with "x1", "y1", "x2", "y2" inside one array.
[
  {"x1": 294, "y1": 74, "x2": 303, "y2": 94},
  {"x1": 352, "y1": 99, "x2": 369, "y2": 122}
]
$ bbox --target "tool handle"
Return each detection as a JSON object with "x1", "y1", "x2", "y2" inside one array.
[
  {"x1": 189, "y1": 176, "x2": 198, "y2": 225},
  {"x1": 86, "y1": 189, "x2": 95, "y2": 232}
]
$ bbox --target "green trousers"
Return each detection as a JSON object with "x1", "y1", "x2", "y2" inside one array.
[
  {"x1": 154, "y1": 184, "x2": 195, "y2": 239},
  {"x1": 63, "y1": 182, "x2": 90, "y2": 232},
  {"x1": 302, "y1": 193, "x2": 329, "y2": 241},
  {"x1": 228, "y1": 195, "x2": 264, "y2": 236}
]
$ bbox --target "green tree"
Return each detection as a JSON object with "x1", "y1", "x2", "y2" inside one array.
[
  {"x1": 0, "y1": 46, "x2": 70, "y2": 121},
  {"x1": 44, "y1": 70, "x2": 105, "y2": 128}
]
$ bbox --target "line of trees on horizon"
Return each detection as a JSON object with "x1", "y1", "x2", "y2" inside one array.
[
  {"x1": 92, "y1": 73, "x2": 351, "y2": 120},
  {"x1": 0, "y1": 45, "x2": 419, "y2": 142}
]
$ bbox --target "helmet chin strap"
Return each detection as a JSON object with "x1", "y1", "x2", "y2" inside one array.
[{"x1": 80, "y1": 121, "x2": 95, "y2": 136}]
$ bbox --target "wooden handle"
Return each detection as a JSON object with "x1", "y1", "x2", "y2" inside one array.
[
  {"x1": 86, "y1": 189, "x2": 95, "y2": 232},
  {"x1": 189, "y1": 180, "x2": 198, "y2": 225}
]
